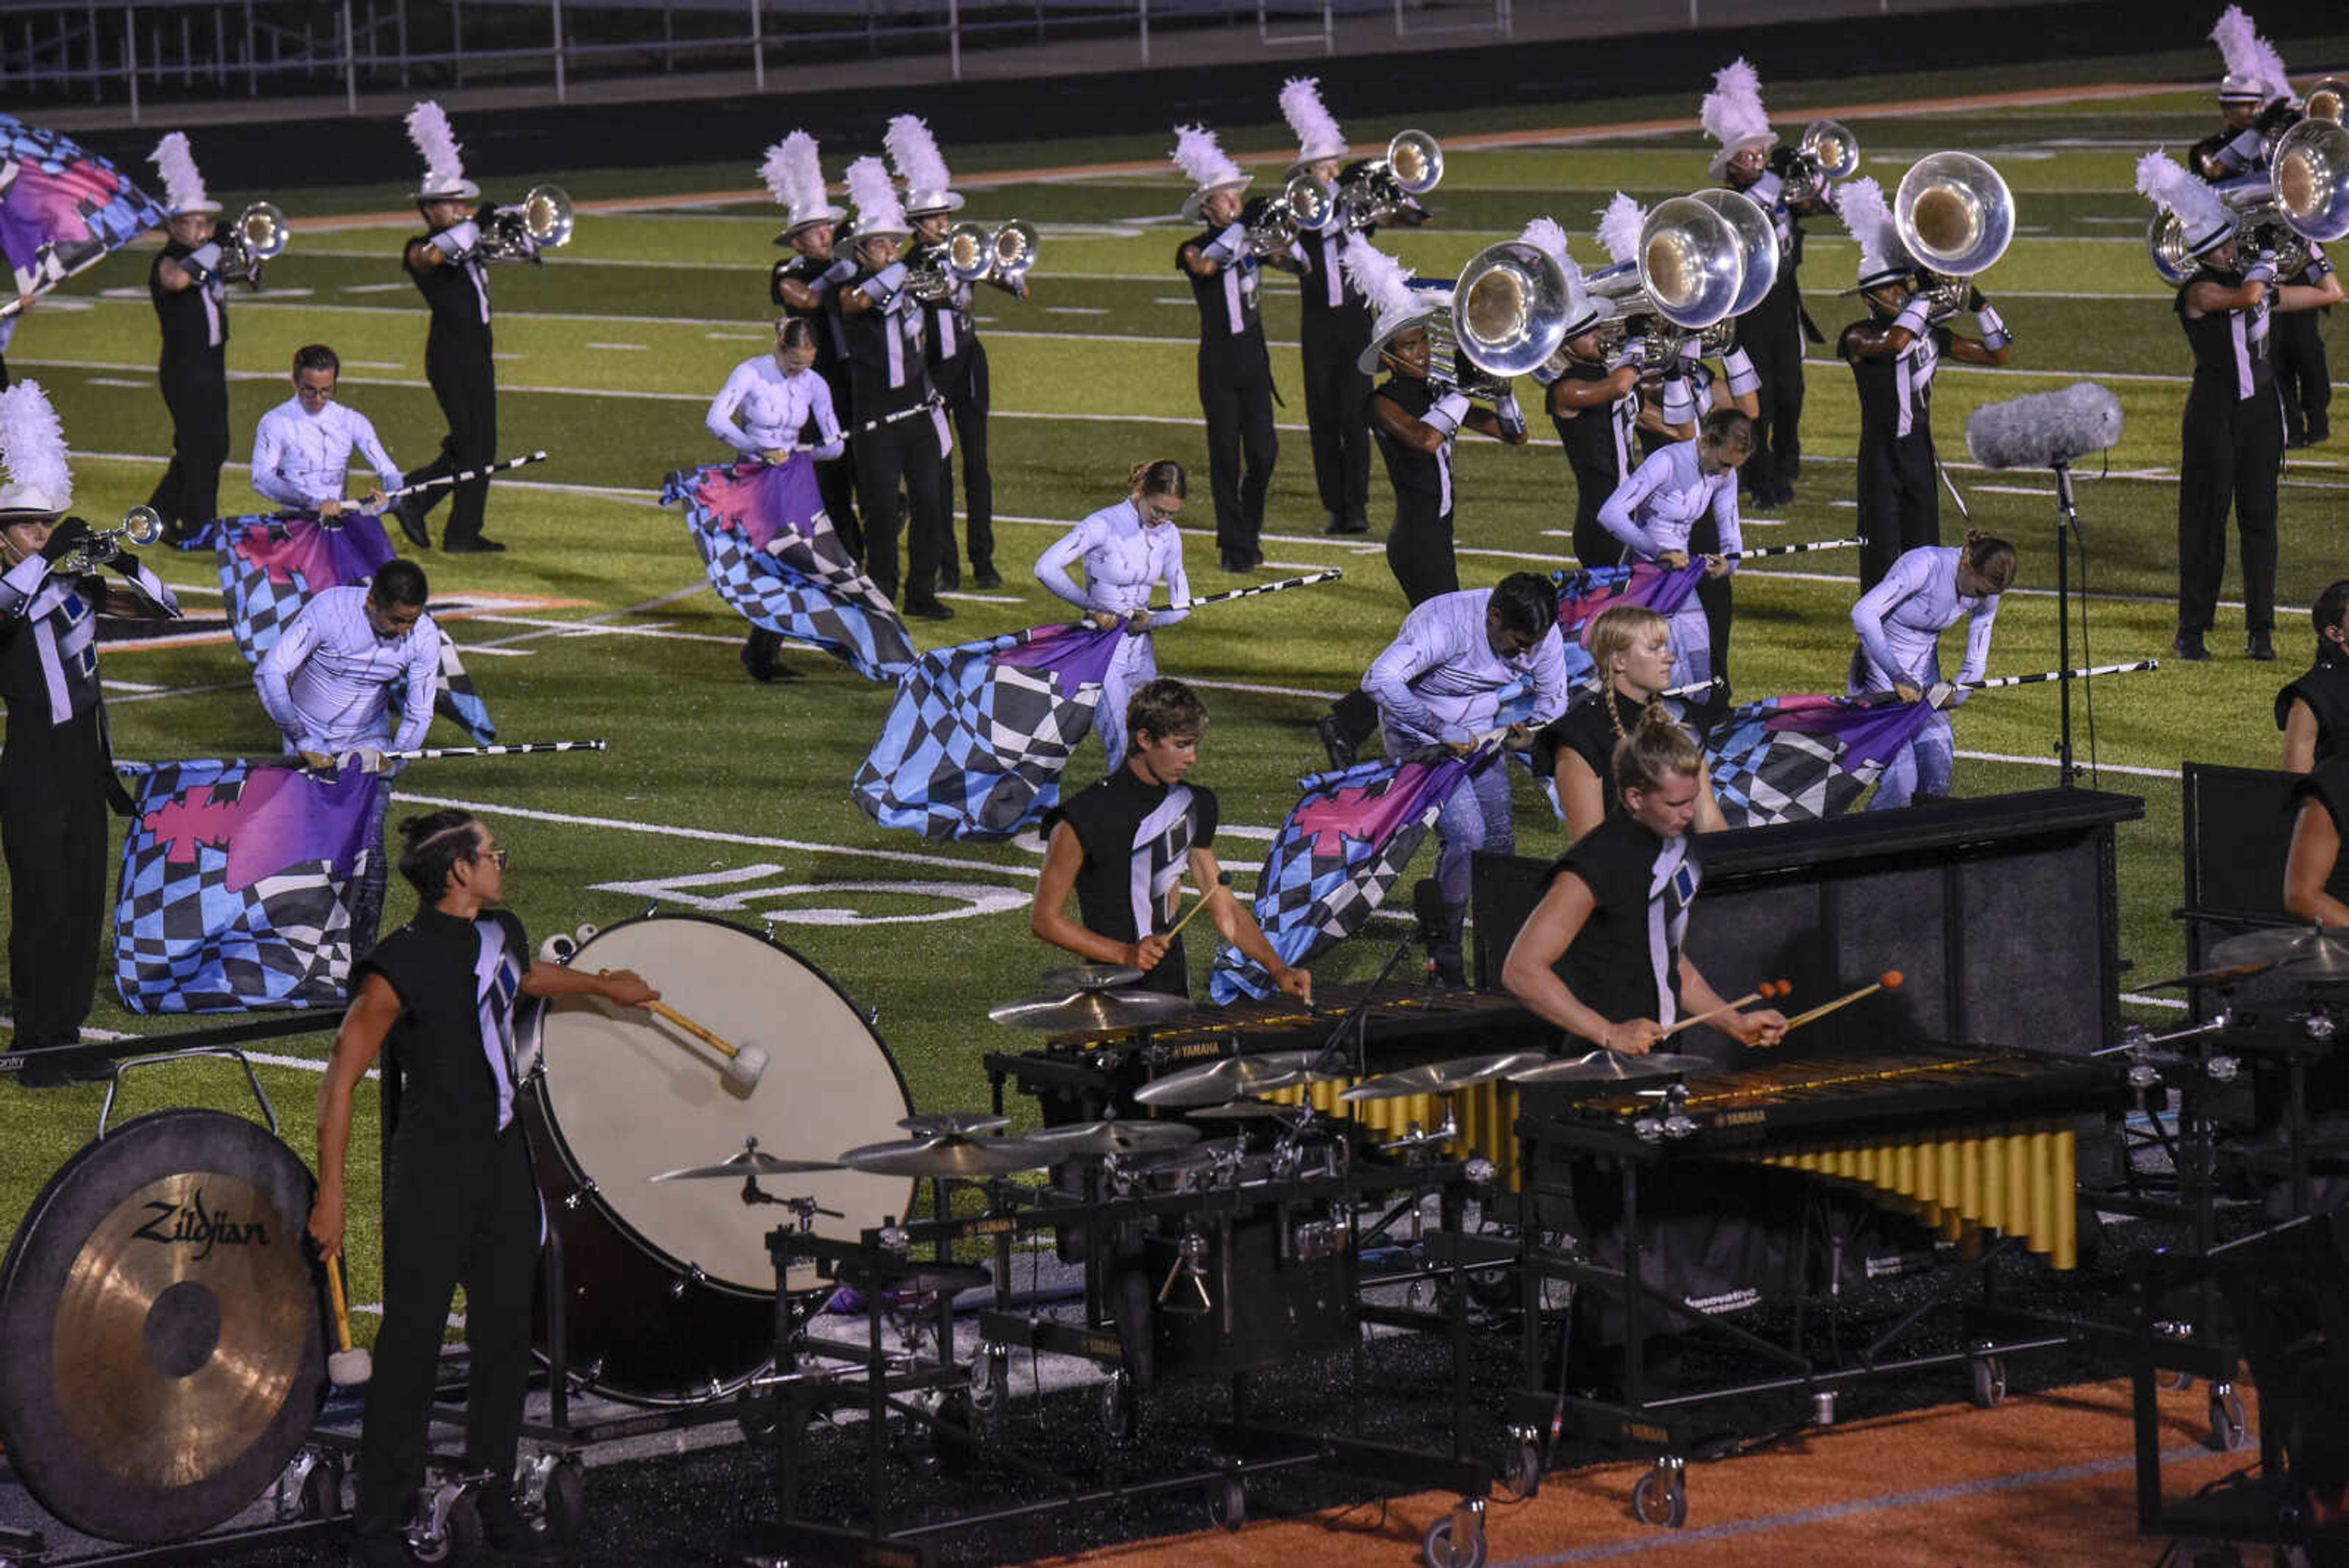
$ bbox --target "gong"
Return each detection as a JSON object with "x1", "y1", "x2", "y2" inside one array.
[{"x1": 0, "y1": 1108, "x2": 327, "y2": 1542}]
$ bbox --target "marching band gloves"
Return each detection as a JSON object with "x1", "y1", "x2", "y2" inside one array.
[
  {"x1": 37, "y1": 518, "x2": 89, "y2": 564},
  {"x1": 1423, "y1": 391, "x2": 1471, "y2": 438},
  {"x1": 1929, "y1": 680, "x2": 1964, "y2": 709},
  {"x1": 859, "y1": 261, "x2": 909, "y2": 304},
  {"x1": 1723, "y1": 346, "x2": 1761, "y2": 397},
  {"x1": 816, "y1": 257, "x2": 858, "y2": 292},
  {"x1": 1748, "y1": 171, "x2": 1786, "y2": 206},
  {"x1": 431, "y1": 220, "x2": 481, "y2": 262},
  {"x1": 2244, "y1": 250, "x2": 2280, "y2": 286},
  {"x1": 1975, "y1": 301, "x2": 2011, "y2": 351},
  {"x1": 1660, "y1": 374, "x2": 1698, "y2": 426},
  {"x1": 1496, "y1": 391, "x2": 1527, "y2": 440},
  {"x1": 2310, "y1": 244, "x2": 2335, "y2": 281},
  {"x1": 1203, "y1": 223, "x2": 1251, "y2": 266},
  {"x1": 1892, "y1": 295, "x2": 1933, "y2": 337},
  {"x1": 179, "y1": 241, "x2": 222, "y2": 283}
]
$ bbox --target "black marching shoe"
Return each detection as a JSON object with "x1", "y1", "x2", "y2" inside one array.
[
  {"x1": 1323, "y1": 513, "x2": 1369, "y2": 537},
  {"x1": 904, "y1": 597, "x2": 956, "y2": 622},
  {"x1": 2172, "y1": 630, "x2": 2211, "y2": 663},
  {"x1": 391, "y1": 498, "x2": 431, "y2": 551},
  {"x1": 1315, "y1": 715, "x2": 1357, "y2": 772},
  {"x1": 972, "y1": 563, "x2": 1004, "y2": 590},
  {"x1": 739, "y1": 631, "x2": 801, "y2": 683},
  {"x1": 442, "y1": 537, "x2": 506, "y2": 554},
  {"x1": 2249, "y1": 629, "x2": 2276, "y2": 662}
]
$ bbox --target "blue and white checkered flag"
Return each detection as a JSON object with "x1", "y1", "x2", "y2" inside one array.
[{"x1": 1705, "y1": 694, "x2": 1939, "y2": 827}]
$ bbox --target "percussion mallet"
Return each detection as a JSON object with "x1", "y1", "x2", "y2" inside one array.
[
  {"x1": 324, "y1": 1253, "x2": 373, "y2": 1386},
  {"x1": 1657, "y1": 979, "x2": 1789, "y2": 1041},
  {"x1": 1783, "y1": 971, "x2": 1905, "y2": 1033},
  {"x1": 600, "y1": 970, "x2": 768, "y2": 1089},
  {"x1": 1161, "y1": 871, "x2": 1234, "y2": 943}
]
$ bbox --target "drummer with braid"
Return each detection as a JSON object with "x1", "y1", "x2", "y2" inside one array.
[{"x1": 1030, "y1": 677, "x2": 1310, "y2": 1004}]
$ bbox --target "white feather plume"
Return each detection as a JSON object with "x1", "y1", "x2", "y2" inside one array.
[
  {"x1": 1595, "y1": 193, "x2": 1646, "y2": 269},
  {"x1": 760, "y1": 132, "x2": 825, "y2": 210},
  {"x1": 2136, "y1": 147, "x2": 2234, "y2": 242},
  {"x1": 0, "y1": 382, "x2": 72, "y2": 508},
  {"x1": 883, "y1": 115, "x2": 954, "y2": 196},
  {"x1": 2251, "y1": 31, "x2": 2294, "y2": 102},
  {"x1": 1341, "y1": 241, "x2": 1422, "y2": 324},
  {"x1": 1699, "y1": 57, "x2": 1773, "y2": 149},
  {"x1": 147, "y1": 132, "x2": 209, "y2": 215},
  {"x1": 1835, "y1": 176, "x2": 1910, "y2": 279},
  {"x1": 1516, "y1": 215, "x2": 1584, "y2": 289},
  {"x1": 844, "y1": 155, "x2": 907, "y2": 232},
  {"x1": 1170, "y1": 125, "x2": 1244, "y2": 191},
  {"x1": 404, "y1": 100, "x2": 465, "y2": 187},
  {"x1": 2211, "y1": 7, "x2": 2293, "y2": 100},
  {"x1": 1279, "y1": 77, "x2": 1346, "y2": 158}
]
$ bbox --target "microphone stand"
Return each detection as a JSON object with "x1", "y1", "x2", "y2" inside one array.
[
  {"x1": 1308, "y1": 921, "x2": 1426, "y2": 1083},
  {"x1": 2050, "y1": 458, "x2": 2082, "y2": 787}
]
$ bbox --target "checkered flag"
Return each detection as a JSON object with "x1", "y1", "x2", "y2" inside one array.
[
  {"x1": 852, "y1": 621, "x2": 1125, "y2": 841},
  {"x1": 1704, "y1": 694, "x2": 1941, "y2": 828},
  {"x1": 662, "y1": 458, "x2": 915, "y2": 682},
  {"x1": 1552, "y1": 560, "x2": 1709, "y2": 685},
  {"x1": 1208, "y1": 749, "x2": 1480, "y2": 1003},
  {"x1": 113, "y1": 759, "x2": 388, "y2": 1014},
  {"x1": 0, "y1": 114, "x2": 171, "y2": 303}
]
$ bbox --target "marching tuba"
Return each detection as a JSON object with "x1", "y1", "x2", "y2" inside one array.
[
  {"x1": 2147, "y1": 118, "x2": 2349, "y2": 284},
  {"x1": 1894, "y1": 152, "x2": 2015, "y2": 314},
  {"x1": 479, "y1": 184, "x2": 574, "y2": 263},
  {"x1": 216, "y1": 201, "x2": 288, "y2": 287},
  {"x1": 1587, "y1": 195, "x2": 1748, "y2": 365},
  {"x1": 1335, "y1": 130, "x2": 1443, "y2": 231},
  {"x1": 1445, "y1": 240, "x2": 1575, "y2": 394}
]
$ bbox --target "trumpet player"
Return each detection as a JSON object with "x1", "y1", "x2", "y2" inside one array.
[
  {"x1": 251, "y1": 345, "x2": 403, "y2": 521},
  {"x1": 1832, "y1": 179, "x2": 2011, "y2": 590},
  {"x1": 889, "y1": 116, "x2": 1011, "y2": 591},
  {"x1": 1279, "y1": 78, "x2": 1376, "y2": 540},
  {"x1": 143, "y1": 133, "x2": 231, "y2": 546},
  {"x1": 2139, "y1": 152, "x2": 2341, "y2": 661},
  {"x1": 764, "y1": 132, "x2": 863, "y2": 560},
  {"x1": 0, "y1": 384, "x2": 179, "y2": 1084},
  {"x1": 1173, "y1": 125, "x2": 1295, "y2": 574}
]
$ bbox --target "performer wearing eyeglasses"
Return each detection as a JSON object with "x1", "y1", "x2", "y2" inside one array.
[
  {"x1": 1036, "y1": 459, "x2": 1193, "y2": 771},
  {"x1": 250, "y1": 344, "x2": 402, "y2": 520}
]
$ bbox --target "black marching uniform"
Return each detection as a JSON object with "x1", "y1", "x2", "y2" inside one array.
[
  {"x1": 1734, "y1": 184, "x2": 1812, "y2": 502},
  {"x1": 2176, "y1": 262, "x2": 2284, "y2": 644},
  {"x1": 1551, "y1": 360, "x2": 1639, "y2": 568},
  {"x1": 1841, "y1": 314, "x2": 1950, "y2": 589},
  {"x1": 351, "y1": 905, "x2": 540, "y2": 1542},
  {"x1": 837, "y1": 272, "x2": 951, "y2": 608},
  {"x1": 1042, "y1": 767, "x2": 1219, "y2": 1000},
  {"x1": 147, "y1": 237, "x2": 230, "y2": 535},
  {"x1": 1532, "y1": 688, "x2": 1649, "y2": 823},
  {"x1": 2279, "y1": 656, "x2": 2349, "y2": 767},
  {"x1": 1181, "y1": 232, "x2": 1277, "y2": 569},
  {"x1": 403, "y1": 225, "x2": 497, "y2": 549},
  {"x1": 1294, "y1": 225, "x2": 1375, "y2": 534},
  {"x1": 2274, "y1": 257, "x2": 2334, "y2": 447},
  {"x1": 919, "y1": 275, "x2": 996, "y2": 585},
  {"x1": 1370, "y1": 374, "x2": 1459, "y2": 606},
  {"x1": 774, "y1": 252, "x2": 863, "y2": 558}
]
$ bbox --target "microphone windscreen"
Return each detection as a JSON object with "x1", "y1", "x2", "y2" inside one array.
[{"x1": 1965, "y1": 382, "x2": 2124, "y2": 470}]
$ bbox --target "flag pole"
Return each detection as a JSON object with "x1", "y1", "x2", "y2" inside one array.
[
  {"x1": 1738, "y1": 537, "x2": 1866, "y2": 560},
  {"x1": 1961, "y1": 660, "x2": 2159, "y2": 690},
  {"x1": 1160, "y1": 570, "x2": 1343, "y2": 614}
]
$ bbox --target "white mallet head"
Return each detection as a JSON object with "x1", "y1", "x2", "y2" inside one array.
[
  {"x1": 725, "y1": 1043, "x2": 768, "y2": 1091},
  {"x1": 328, "y1": 1346, "x2": 374, "y2": 1386}
]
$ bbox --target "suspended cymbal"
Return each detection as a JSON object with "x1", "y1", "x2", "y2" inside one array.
[
  {"x1": 1184, "y1": 1099, "x2": 1311, "y2": 1121},
  {"x1": 1037, "y1": 964, "x2": 1146, "y2": 992},
  {"x1": 837, "y1": 1134, "x2": 1051, "y2": 1179},
  {"x1": 1507, "y1": 1050, "x2": 1723, "y2": 1086},
  {"x1": 1340, "y1": 1052, "x2": 1551, "y2": 1102},
  {"x1": 1133, "y1": 1051, "x2": 1343, "y2": 1109},
  {"x1": 987, "y1": 987, "x2": 1194, "y2": 1031},
  {"x1": 898, "y1": 1111, "x2": 1012, "y2": 1137},
  {"x1": 2211, "y1": 926, "x2": 2349, "y2": 979},
  {"x1": 1122, "y1": 1138, "x2": 1241, "y2": 1176},
  {"x1": 650, "y1": 1143, "x2": 842, "y2": 1181},
  {"x1": 2136, "y1": 961, "x2": 2273, "y2": 990},
  {"x1": 1025, "y1": 1120, "x2": 1203, "y2": 1157}
]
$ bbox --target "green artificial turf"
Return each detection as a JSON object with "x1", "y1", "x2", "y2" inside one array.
[{"x1": 4, "y1": 55, "x2": 2347, "y2": 1332}]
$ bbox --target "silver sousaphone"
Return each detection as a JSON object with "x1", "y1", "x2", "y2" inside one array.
[
  {"x1": 2148, "y1": 119, "x2": 2349, "y2": 285},
  {"x1": 1894, "y1": 151, "x2": 2016, "y2": 314},
  {"x1": 1587, "y1": 195, "x2": 1750, "y2": 364}
]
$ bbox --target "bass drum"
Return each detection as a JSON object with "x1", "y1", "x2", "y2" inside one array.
[
  {"x1": 0, "y1": 1109, "x2": 327, "y2": 1542},
  {"x1": 521, "y1": 914, "x2": 914, "y2": 1404}
]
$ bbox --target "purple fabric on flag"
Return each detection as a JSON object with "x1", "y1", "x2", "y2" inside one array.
[
  {"x1": 236, "y1": 513, "x2": 398, "y2": 589},
  {"x1": 1754, "y1": 694, "x2": 1925, "y2": 771},
  {"x1": 139, "y1": 762, "x2": 374, "y2": 893},
  {"x1": 996, "y1": 620, "x2": 1126, "y2": 683},
  {"x1": 688, "y1": 454, "x2": 825, "y2": 555}
]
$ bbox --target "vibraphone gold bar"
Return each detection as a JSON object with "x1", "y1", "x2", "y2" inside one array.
[{"x1": 1271, "y1": 1078, "x2": 1526, "y2": 1191}]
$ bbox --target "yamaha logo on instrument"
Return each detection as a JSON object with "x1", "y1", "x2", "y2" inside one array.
[{"x1": 130, "y1": 1189, "x2": 270, "y2": 1258}]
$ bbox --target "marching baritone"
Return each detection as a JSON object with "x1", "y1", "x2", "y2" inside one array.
[
  {"x1": 144, "y1": 133, "x2": 231, "y2": 545},
  {"x1": 2279, "y1": 580, "x2": 2349, "y2": 770},
  {"x1": 310, "y1": 810, "x2": 658, "y2": 1567},
  {"x1": 1597, "y1": 407, "x2": 1753, "y2": 694},
  {"x1": 836, "y1": 156, "x2": 956, "y2": 620},
  {"x1": 0, "y1": 383, "x2": 180, "y2": 1084},
  {"x1": 1535, "y1": 604, "x2": 1726, "y2": 842},
  {"x1": 765, "y1": 131, "x2": 863, "y2": 559},
  {"x1": 1172, "y1": 125, "x2": 1292, "y2": 574},
  {"x1": 1030, "y1": 678, "x2": 1311, "y2": 1002},
  {"x1": 1848, "y1": 533, "x2": 2016, "y2": 811},
  {"x1": 2137, "y1": 150, "x2": 2341, "y2": 662},
  {"x1": 888, "y1": 114, "x2": 1012, "y2": 591},
  {"x1": 706, "y1": 317, "x2": 845, "y2": 682},
  {"x1": 1036, "y1": 459, "x2": 1193, "y2": 771},
  {"x1": 1512, "y1": 218, "x2": 1648, "y2": 570},
  {"x1": 251, "y1": 344, "x2": 402, "y2": 520},
  {"x1": 1280, "y1": 76, "x2": 1378, "y2": 539}
]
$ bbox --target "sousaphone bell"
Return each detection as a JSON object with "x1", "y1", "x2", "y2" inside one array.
[{"x1": 1894, "y1": 151, "x2": 2016, "y2": 313}]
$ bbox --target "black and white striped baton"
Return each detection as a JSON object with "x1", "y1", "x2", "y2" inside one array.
[
  {"x1": 377, "y1": 739, "x2": 608, "y2": 760},
  {"x1": 1736, "y1": 537, "x2": 1867, "y2": 560},
  {"x1": 1959, "y1": 660, "x2": 2159, "y2": 689},
  {"x1": 1161, "y1": 570, "x2": 1343, "y2": 612},
  {"x1": 379, "y1": 450, "x2": 551, "y2": 503}
]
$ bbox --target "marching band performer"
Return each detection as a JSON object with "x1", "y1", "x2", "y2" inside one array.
[
  {"x1": 1832, "y1": 177, "x2": 2012, "y2": 589},
  {"x1": 1036, "y1": 459, "x2": 1193, "y2": 771},
  {"x1": 144, "y1": 133, "x2": 230, "y2": 545},
  {"x1": 1535, "y1": 604, "x2": 1726, "y2": 842},
  {"x1": 1173, "y1": 125, "x2": 1288, "y2": 574},
  {"x1": 1849, "y1": 532, "x2": 2016, "y2": 810},
  {"x1": 765, "y1": 132, "x2": 863, "y2": 558},
  {"x1": 2137, "y1": 150, "x2": 2340, "y2": 661},
  {"x1": 888, "y1": 115, "x2": 1012, "y2": 590},
  {"x1": 1364, "y1": 571, "x2": 1567, "y2": 986},
  {"x1": 1597, "y1": 407, "x2": 1753, "y2": 695},
  {"x1": 250, "y1": 344, "x2": 402, "y2": 519},
  {"x1": 1515, "y1": 218, "x2": 1646, "y2": 570},
  {"x1": 0, "y1": 384, "x2": 180, "y2": 1084},
  {"x1": 393, "y1": 103, "x2": 511, "y2": 554},
  {"x1": 836, "y1": 157, "x2": 956, "y2": 620},
  {"x1": 1279, "y1": 78, "x2": 1376, "y2": 539},
  {"x1": 2277, "y1": 580, "x2": 2349, "y2": 770}
]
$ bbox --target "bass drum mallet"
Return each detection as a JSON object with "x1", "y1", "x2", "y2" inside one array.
[
  {"x1": 324, "y1": 1252, "x2": 373, "y2": 1386},
  {"x1": 601, "y1": 969, "x2": 768, "y2": 1090}
]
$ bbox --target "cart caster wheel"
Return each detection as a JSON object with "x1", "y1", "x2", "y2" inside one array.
[
  {"x1": 737, "y1": 1386, "x2": 780, "y2": 1447},
  {"x1": 1501, "y1": 1439, "x2": 1543, "y2": 1501},
  {"x1": 1631, "y1": 1462, "x2": 1687, "y2": 1529},
  {"x1": 409, "y1": 1490, "x2": 481, "y2": 1564},
  {"x1": 1405, "y1": 1279, "x2": 1431, "y2": 1312},
  {"x1": 1970, "y1": 1356, "x2": 2008, "y2": 1410},
  {"x1": 1206, "y1": 1476, "x2": 1245, "y2": 1531},
  {"x1": 291, "y1": 1452, "x2": 341, "y2": 1521},
  {"x1": 541, "y1": 1458, "x2": 587, "y2": 1545},
  {"x1": 933, "y1": 1390, "x2": 980, "y2": 1477},
  {"x1": 1423, "y1": 1512, "x2": 1488, "y2": 1567},
  {"x1": 2159, "y1": 1369, "x2": 2195, "y2": 1394},
  {"x1": 1099, "y1": 1370, "x2": 1138, "y2": 1441},
  {"x1": 969, "y1": 1345, "x2": 1009, "y2": 1430},
  {"x1": 2208, "y1": 1385, "x2": 2251, "y2": 1452}
]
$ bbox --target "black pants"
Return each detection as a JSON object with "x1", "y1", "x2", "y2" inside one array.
[
  {"x1": 814, "y1": 363, "x2": 861, "y2": 560},
  {"x1": 1854, "y1": 427, "x2": 1942, "y2": 590},
  {"x1": 1568, "y1": 456, "x2": 1625, "y2": 570},
  {"x1": 355, "y1": 1122, "x2": 538, "y2": 1536},
  {"x1": 1198, "y1": 345, "x2": 1276, "y2": 565},
  {"x1": 2274, "y1": 308, "x2": 2333, "y2": 445},
  {"x1": 408, "y1": 338, "x2": 498, "y2": 548},
  {"x1": 2178, "y1": 383, "x2": 2285, "y2": 637},
  {"x1": 1300, "y1": 319, "x2": 1372, "y2": 530},
  {"x1": 148, "y1": 353, "x2": 229, "y2": 532},
  {"x1": 933, "y1": 341, "x2": 995, "y2": 578},
  {"x1": 1387, "y1": 491, "x2": 1457, "y2": 607},
  {"x1": 1742, "y1": 300, "x2": 1805, "y2": 497},
  {"x1": 852, "y1": 409, "x2": 951, "y2": 604},
  {"x1": 1687, "y1": 510, "x2": 1736, "y2": 713},
  {"x1": 0, "y1": 757, "x2": 109, "y2": 1049}
]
